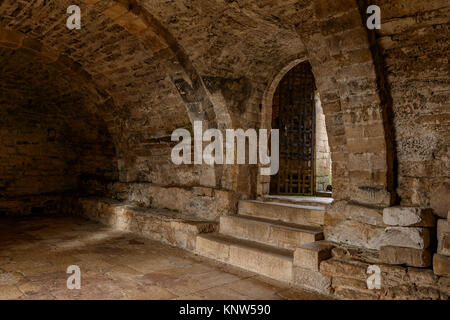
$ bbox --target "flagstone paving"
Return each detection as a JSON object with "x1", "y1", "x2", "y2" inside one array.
[{"x1": 0, "y1": 216, "x2": 332, "y2": 300}]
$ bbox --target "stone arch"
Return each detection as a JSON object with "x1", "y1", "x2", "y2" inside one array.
[
  {"x1": 0, "y1": 0, "x2": 217, "y2": 186},
  {"x1": 0, "y1": 27, "x2": 121, "y2": 155},
  {"x1": 79, "y1": 0, "x2": 231, "y2": 129},
  {"x1": 257, "y1": 56, "x2": 309, "y2": 198},
  {"x1": 292, "y1": 0, "x2": 396, "y2": 207},
  {"x1": 255, "y1": 0, "x2": 396, "y2": 208},
  {"x1": 0, "y1": 33, "x2": 121, "y2": 214},
  {"x1": 77, "y1": 0, "x2": 235, "y2": 188}
]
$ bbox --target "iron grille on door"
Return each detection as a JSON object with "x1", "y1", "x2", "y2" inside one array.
[{"x1": 270, "y1": 62, "x2": 316, "y2": 195}]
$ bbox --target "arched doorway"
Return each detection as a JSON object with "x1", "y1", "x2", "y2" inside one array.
[{"x1": 269, "y1": 61, "x2": 331, "y2": 196}]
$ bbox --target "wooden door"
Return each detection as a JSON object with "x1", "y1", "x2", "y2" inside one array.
[{"x1": 270, "y1": 62, "x2": 316, "y2": 195}]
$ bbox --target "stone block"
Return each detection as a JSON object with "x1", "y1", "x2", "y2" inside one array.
[
  {"x1": 383, "y1": 227, "x2": 431, "y2": 249},
  {"x1": 437, "y1": 219, "x2": 450, "y2": 255},
  {"x1": 78, "y1": 198, "x2": 217, "y2": 251},
  {"x1": 438, "y1": 277, "x2": 450, "y2": 299},
  {"x1": 220, "y1": 215, "x2": 271, "y2": 245},
  {"x1": 430, "y1": 182, "x2": 450, "y2": 218},
  {"x1": 0, "y1": 28, "x2": 24, "y2": 49},
  {"x1": 193, "y1": 187, "x2": 213, "y2": 197},
  {"x1": 407, "y1": 268, "x2": 438, "y2": 287},
  {"x1": 292, "y1": 266, "x2": 332, "y2": 295},
  {"x1": 40, "y1": 45, "x2": 59, "y2": 63},
  {"x1": 196, "y1": 234, "x2": 230, "y2": 261},
  {"x1": 379, "y1": 264, "x2": 408, "y2": 288},
  {"x1": 324, "y1": 219, "x2": 386, "y2": 249},
  {"x1": 383, "y1": 207, "x2": 435, "y2": 227},
  {"x1": 115, "y1": 12, "x2": 148, "y2": 35},
  {"x1": 102, "y1": 3, "x2": 128, "y2": 20},
  {"x1": 229, "y1": 244, "x2": 292, "y2": 283},
  {"x1": 433, "y1": 254, "x2": 450, "y2": 277},
  {"x1": 380, "y1": 246, "x2": 432, "y2": 267},
  {"x1": 320, "y1": 258, "x2": 369, "y2": 281},
  {"x1": 214, "y1": 189, "x2": 235, "y2": 216},
  {"x1": 293, "y1": 241, "x2": 333, "y2": 271},
  {"x1": 238, "y1": 200, "x2": 325, "y2": 227},
  {"x1": 345, "y1": 203, "x2": 385, "y2": 226},
  {"x1": 442, "y1": 235, "x2": 450, "y2": 256},
  {"x1": 332, "y1": 277, "x2": 380, "y2": 300}
]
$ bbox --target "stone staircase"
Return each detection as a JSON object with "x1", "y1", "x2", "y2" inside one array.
[{"x1": 196, "y1": 198, "x2": 330, "y2": 285}]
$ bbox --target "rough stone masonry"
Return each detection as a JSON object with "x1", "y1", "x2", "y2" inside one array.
[{"x1": 0, "y1": 0, "x2": 448, "y2": 300}]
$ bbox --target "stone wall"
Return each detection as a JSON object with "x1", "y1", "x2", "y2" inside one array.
[
  {"x1": 0, "y1": 0, "x2": 448, "y2": 299},
  {"x1": 375, "y1": 0, "x2": 450, "y2": 217},
  {"x1": 320, "y1": 244, "x2": 449, "y2": 300},
  {"x1": 81, "y1": 181, "x2": 237, "y2": 222},
  {"x1": 315, "y1": 93, "x2": 332, "y2": 192},
  {"x1": 0, "y1": 47, "x2": 117, "y2": 215}
]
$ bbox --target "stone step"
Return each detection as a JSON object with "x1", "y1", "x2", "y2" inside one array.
[
  {"x1": 294, "y1": 241, "x2": 334, "y2": 271},
  {"x1": 78, "y1": 197, "x2": 217, "y2": 251},
  {"x1": 238, "y1": 200, "x2": 326, "y2": 227},
  {"x1": 263, "y1": 195, "x2": 333, "y2": 207},
  {"x1": 220, "y1": 215, "x2": 323, "y2": 250},
  {"x1": 196, "y1": 233, "x2": 293, "y2": 283}
]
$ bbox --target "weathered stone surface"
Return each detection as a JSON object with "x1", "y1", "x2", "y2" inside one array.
[
  {"x1": 196, "y1": 234, "x2": 293, "y2": 283},
  {"x1": 407, "y1": 268, "x2": 438, "y2": 287},
  {"x1": 430, "y1": 183, "x2": 450, "y2": 218},
  {"x1": 324, "y1": 220, "x2": 386, "y2": 249},
  {"x1": 383, "y1": 227, "x2": 432, "y2": 249},
  {"x1": 0, "y1": 216, "x2": 329, "y2": 300},
  {"x1": 100, "y1": 182, "x2": 234, "y2": 221},
  {"x1": 383, "y1": 207, "x2": 435, "y2": 227},
  {"x1": 196, "y1": 233, "x2": 231, "y2": 261},
  {"x1": 320, "y1": 258, "x2": 369, "y2": 281},
  {"x1": 326, "y1": 200, "x2": 385, "y2": 227},
  {"x1": 238, "y1": 200, "x2": 325, "y2": 227},
  {"x1": 442, "y1": 235, "x2": 450, "y2": 256},
  {"x1": 0, "y1": 0, "x2": 448, "y2": 301},
  {"x1": 379, "y1": 264, "x2": 408, "y2": 288},
  {"x1": 331, "y1": 246, "x2": 381, "y2": 264},
  {"x1": 78, "y1": 198, "x2": 217, "y2": 251},
  {"x1": 433, "y1": 254, "x2": 450, "y2": 277},
  {"x1": 438, "y1": 277, "x2": 450, "y2": 299},
  {"x1": 316, "y1": 242, "x2": 450, "y2": 300},
  {"x1": 220, "y1": 215, "x2": 323, "y2": 250},
  {"x1": 293, "y1": 266, "x2": 332, "y2": 295},
  {"x1": 380, "y1": 246, "x2": 432, "y2": 267},
  {"x1": 294, "y1": 241, "x2": 333, "y2": 271},
  {"x1": 437, "y1": 219, "x2": 450, "y2": 255},
  {"x1": 325, "y1": 220, "x2": 431, "y2": 250},
  {"x1": 331, "y1": 277, "x2": 380, "y2": 300}
]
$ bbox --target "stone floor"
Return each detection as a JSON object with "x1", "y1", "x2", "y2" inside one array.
[{"x1": 0, "y1": 216, "x2": 331, "y2": 300}]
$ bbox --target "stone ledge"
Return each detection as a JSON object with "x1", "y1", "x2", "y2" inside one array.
[
  {"x1": 324, "y1": 219, "x2": 432, "y2": 250},
  {"x1": 294, "y1": 241, "x2": 334, "y2": 271},
  {"x1": 77, "y1": 197, "x2": 218, "y2": 251},
  {"x1": 383, "y1": 206, "x2": 435, "y2": 227},
  {"x1": 380, "y1": 246, "x2": 432, "y2": 267}
]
